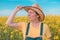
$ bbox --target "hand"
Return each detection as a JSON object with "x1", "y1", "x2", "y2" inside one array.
[{"x1": 15, "y1": 5, "x2": 23, "y2": 12}]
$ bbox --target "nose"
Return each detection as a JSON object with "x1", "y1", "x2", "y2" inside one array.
[
  {"x1": 28, "y1": 14, "x2": 30, "y2": 16},
  {"x1": 28, "y1": 12, "x2": 31, "y2": 16}
]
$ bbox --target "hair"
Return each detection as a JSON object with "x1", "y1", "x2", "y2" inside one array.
[{"x1": 34, "y1": 11, "x2": 40, "y2": 21}]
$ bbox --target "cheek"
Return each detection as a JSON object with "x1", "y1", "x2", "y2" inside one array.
[
  {"x1": 29, "y1": 15, "x2": 36, "y2": 19},
  {"x1": 28, "y1": 14, "x2": 37, "y2": 19},
  {"x1": 32, "y1": 13, "x2": 37, "y2": 18},
  {"x1": 28, "y1": 13, "x2": 34, "y2": 17}
]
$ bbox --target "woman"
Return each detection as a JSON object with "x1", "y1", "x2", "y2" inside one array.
[{"x1": 6, "y1": 4, "x2": 51, "y2": 40}]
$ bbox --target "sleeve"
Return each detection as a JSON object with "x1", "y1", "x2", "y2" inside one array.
[{"x1": 45, "y1": 24, "x2": 51, "y2": 39}]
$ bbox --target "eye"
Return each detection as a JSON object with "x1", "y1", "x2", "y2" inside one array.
[
  {"x1": 30, "y1": 12, "x2": 33, "y2": 13},
  {"x1": 28, "y1": 10, "x2": 35, "y2": 14},
  {"x1": 28, "y1": 11, "x2": 33, "y2": 14}
]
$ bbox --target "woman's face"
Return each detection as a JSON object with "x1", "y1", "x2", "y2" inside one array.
[{"x1": 27, "y1": 9, "x2": 38, "y2": 21}]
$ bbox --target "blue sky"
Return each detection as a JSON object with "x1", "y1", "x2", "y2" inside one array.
[{"x1": 0, "y1": 0, "x2": 60, "y2": 16}]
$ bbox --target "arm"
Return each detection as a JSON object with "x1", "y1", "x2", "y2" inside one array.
[
  {"x1": 45, "y1": 24, "x2": 51, "y2": 40},
  {"x1": 5, "y1": 6, "x2": 22, "y2": 29},
  {"x1": 47, "y1": 38, "x2": 51, "y2": 40}
]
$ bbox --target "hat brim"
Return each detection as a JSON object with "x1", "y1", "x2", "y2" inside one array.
[{"x1": 23, "y1": 6, "x2": 45, "y2": 22}]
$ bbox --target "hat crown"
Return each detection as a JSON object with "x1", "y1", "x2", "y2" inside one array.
[
  {"x1": 24, "y1": 4, "x2": 45, "y2": 22},
  {"x1": 32, "y1": 4, "x2": 39, "y2": 8}
]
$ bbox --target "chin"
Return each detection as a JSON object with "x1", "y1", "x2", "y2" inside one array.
[
  {"x1": 28, "y1": 18, "x2": 35, "y2": 21},
  {"x1": 29, "y1": 19, "x2": 34, "y2": 21}
]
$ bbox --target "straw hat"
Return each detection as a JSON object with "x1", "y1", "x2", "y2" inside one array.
[{"x1": 23, "y1": 4, "x2": 45, "y2": 22}]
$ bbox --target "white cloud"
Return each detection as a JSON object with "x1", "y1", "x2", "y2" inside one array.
[
  {"x1": 0, "y1": 9, "x2": 12, "y2": 16},
  {"x1": 0, "y1": 9, "x2": 28, "y2": 16},
  {"x1": 16, "y1": 9, "x2": 28, "y2": 16},
  {"x1": 45, "y1": 8, "x2": 60, "y2": 15}
]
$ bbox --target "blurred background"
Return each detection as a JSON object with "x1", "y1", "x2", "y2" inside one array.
[{"x1": 0, "y1": 0, "x2": 60, "y2": 40}]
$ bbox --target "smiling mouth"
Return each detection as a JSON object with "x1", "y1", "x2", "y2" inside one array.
[
  {"x1": 28, "y1": 17, "x2": 31, "y2": 18},
  {"x1": 28, "y1": 16, "x2": 32, "y2": 18}
]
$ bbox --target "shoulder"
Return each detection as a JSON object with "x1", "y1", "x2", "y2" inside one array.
[
  {"x1": 43, "y1": 23, "x2": 50, "y2": 32},
  {"x1": 17, "y1": 22, "x2": 28, "y2": 30},
  {"x1": 18, "y1": 22, "x2": 28, "y2": 25},
  {"x1": 18, "y1": 22, "x2": 29, "y2": 28},
  {"x1": 43, "y1": 23, "x2": 48, "y2": 27},
  {"x1": 43, "y1": 23, "x2": 49, "y2": 30},
  {"x1": 43, "y1": 23, "x2": 51, "y2": 38}
]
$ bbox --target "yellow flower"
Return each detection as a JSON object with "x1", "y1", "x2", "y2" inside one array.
[
  {"x1": 11, "y1": 32, "x2": 14, "y2": 34},
  {"x1": 14, "y1": 29, "x2": 18, "y2": 32},
  {"x1": 3, "y1": 29, "x2": 7, "y2": 33},
  {"x1": 10, "y1": 35, "x2": 13, "y2": 38},
  {"x1": 19, "y1": 32, "x2": 22, "y2": 36},
  {"x1": 58, "y1": 29, "x2": 60, "y2": 32},
  {"x1": 54, "y1": 36, "x2": 59, "y2": 40}
]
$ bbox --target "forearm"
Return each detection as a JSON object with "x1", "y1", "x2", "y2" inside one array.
[
  {"x1": 47, "y1": 39, "x2": 50, "y2": 40},
  {"x1": 6, "y1": 10, "x2": 17, "y2": 24},
  {"x1": 47, "y1": 37, "x2": 51, "y2": 40}
]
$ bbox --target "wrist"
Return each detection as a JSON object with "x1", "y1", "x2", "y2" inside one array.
[{"x1": 13, "y1": 10, "x2": 18, "y2": 14}]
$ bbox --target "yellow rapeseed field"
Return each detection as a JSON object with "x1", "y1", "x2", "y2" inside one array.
[{"x1": 0, "y1": 15, "x2": 60, "y2": 40}]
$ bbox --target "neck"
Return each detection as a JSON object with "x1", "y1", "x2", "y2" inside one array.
[
  {"x1": 30, "y1": 20, "x2": 40, "y2": 28},
  {"x1": 30, "y1": 19, "x2": 40, "y2": 24}
]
